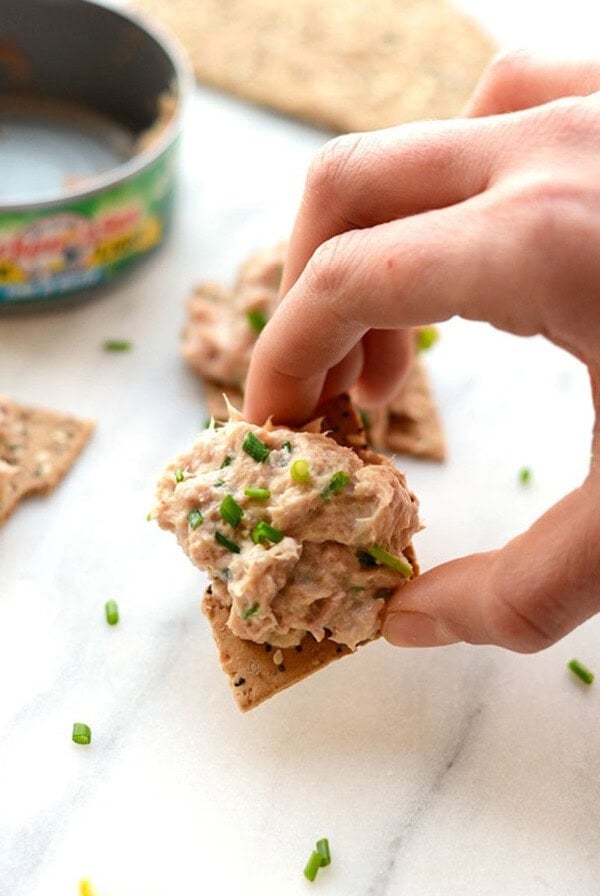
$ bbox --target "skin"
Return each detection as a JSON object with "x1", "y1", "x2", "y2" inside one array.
[{"x1": 244, "y1": 52, "x2": 600, "y2": 654}]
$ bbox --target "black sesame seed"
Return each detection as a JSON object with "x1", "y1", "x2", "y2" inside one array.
[
  {"x1": 295, "y1": 644, "x2": 303, "y2": 653},
  {"x1": 264, "y1": 643, "x2": 272, "y2": 652},
  {"x1": 335, "y1": 646, "x2": 343, "y2": 654},
  {"x1": 278, "y1": 664, "x2": 286, "y2": 672},
  {"x1": 233, "y1": 677, "x2": 246, "y2": 687},
  {"x1": 206, "y1": 584, "x2": 213, "y2": 595}
]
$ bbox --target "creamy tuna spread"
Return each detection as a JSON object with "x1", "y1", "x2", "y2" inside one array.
[{"x1": 154, "y1": 413, "x2": 420, "y2": 650}]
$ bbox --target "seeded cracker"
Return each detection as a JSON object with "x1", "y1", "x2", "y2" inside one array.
[
  {"x1": 198, "y1": 394, "x2": 419, "y2": 711},
  {"x1": 0, "y1": 396, "x2": 94, "y2": 525},
  {"x1": 135, "y1": 0, "x2": 495, "y2": 133}
]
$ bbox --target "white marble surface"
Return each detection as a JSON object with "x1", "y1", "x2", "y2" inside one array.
[{"x1": 2, "y1": 2, "x2": 600, "y2": 895}]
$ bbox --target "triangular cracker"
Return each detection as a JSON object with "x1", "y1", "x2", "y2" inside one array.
[
  {"x1": 136, "y1": 0, "x2": 495, "y2": 133},
  {"x1": 0, "y1": 396, "x2": 94, "y2": 525}
]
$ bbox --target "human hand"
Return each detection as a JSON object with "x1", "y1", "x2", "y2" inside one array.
[{"x1": 244, "y1": 52, "x2": 600, "y2": 653}]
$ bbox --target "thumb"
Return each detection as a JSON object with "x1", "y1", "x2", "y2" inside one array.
[{"x1": 383, "y1": 473, "x2": 600, "y2": 653}]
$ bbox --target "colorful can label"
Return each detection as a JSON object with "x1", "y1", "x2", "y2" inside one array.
[{"x1": 0, "y1": 143, "x2": 177, "y2": 306}]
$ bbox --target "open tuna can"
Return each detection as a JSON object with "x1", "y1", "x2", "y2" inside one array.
[{"x1": 0, "y1": 0, "x2": 189, "y2": 310}]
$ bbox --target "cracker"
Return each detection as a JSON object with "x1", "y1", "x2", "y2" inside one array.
[
  {"x1": 0, "y1": 396, "x2": 94, "y2": 525},
  {"x1": 199, "y1": 392, "x2": 418, "y2": 710},
  {"x1": 136, "y1": 0, "x2": 495, "y2": 133}
]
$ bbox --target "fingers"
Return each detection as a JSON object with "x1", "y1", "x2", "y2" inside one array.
[
  {"x1": 279, "y1": 117, "x2": 496, "y2": 297},
  {"x1": 465, "y1": 50, "x2": 600, "y2": 118},
  {"x1": 384, "y1": 477, "x2": 600, "y2": 652},
  {"x1": 245, "y1": 192, "x2": 537, "y2": 425},
  {"x1": 353, "y1": 329, "x2": 414, "y2": 408}
]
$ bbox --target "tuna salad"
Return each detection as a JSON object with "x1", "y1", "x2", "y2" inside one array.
[{"x1": 154, "y1": 410, "x2": 420, "y2": 650}]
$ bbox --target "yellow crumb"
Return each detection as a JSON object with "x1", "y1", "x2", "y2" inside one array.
[{"x1": 79, "y1": 879, "x2": 96, "y2": 896}]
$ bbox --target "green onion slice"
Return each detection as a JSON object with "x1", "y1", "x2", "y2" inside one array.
[
  {"x1": 417, "y1": 326, "x2": 438, "y2": 352},
  {"x1": 220, "y1": 494, "x2": 244, "y2": 528},
  {"x1": 187, "y1": 508, "x2": 204, "y2": 530},
  {"x1": 72, "y1": 723, "x2": 92, "y2": 745},
  {"x1": 251, "y1": 521, "x2": 284, "y2": 545},
  {"x1": 290, "y1": 459, "x2": 310, "y2": 484},
  {"x1": 242, "y1": 431, "x2": 271, "y2": 463},
  {"x1": 102, "y1": 339, "x2": 132, "y2": 352},
  {"x1": 241, "y1": 603, "x2": 260, "y2": 619},
  {"x1": 316, "y1": 839, "x2": 331, "y2": 867},
  {"x1": 215, "y1": 531, "x2": 241, "y2": 553},
  {"x1": 281, "y1": 440, "x2": 292, "y2": 452},
  {"x1": 174, "y1": 468, "x2": 184, "y2": 483},
  {"x1": 247, "y1": 309, "x2": 268, "y2": 333},
  {"x1": 568, "y1": 658, "x2": 594, "y2": 685},
  {"x1": 304, "y1": 851, "x2": 324, "y2": 882},
  {"x1": 244, "y1": 487, "x2": 271, "y2": 500},
  {"x1": 366, "y1": 545, "x2": 413, "y2": 578},
  {"x1": 321, "y1": 470, "x2": 350, "y2": 500},
  {"x1": 518, "y1": 467, "x2": 532, "y2": 485},
  {"x1": 220, "y1": 454, "x2": 233, "y2": 469},
  {"x1": 105, "y1": 600, "x2": 119, "y2": 625}
]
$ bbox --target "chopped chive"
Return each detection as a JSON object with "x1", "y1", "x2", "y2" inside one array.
[
  {"x1": 568, "y1": 658, "x2": 594, "y2": 685},
  {"x1": 146, "y1": 511, "x2": 153, "y2": 521},
  {"x1": 215, "y1": 530, "x2": 240, "y2": 553},
  {"x1": 241, "y1": 603, "x2": 260, "y2": 619},
  {"x1": 102, "y1": 339, "x2": 132, "y2": 352},
  {"x1": 518, "y1": 467, "x2": 532, "y2": 485},
  {"x1": 244, "y1": 486, "x2": 271, "y2": 500},
  {"x1": 290, "y1": 459, "x2": 310, "y2": 484},
  {"x1": 304, "y1": 851, "x2": 324, "y2": 882},
  {"x1": 417, "y1": 326, "x2": 438, "y2": 352},
  {"x1": 321, "y1": 470, "x2": 350, "y2": 501},
  {"x1": 220, "y1": 494, "x2": 244, "y2": 528},
  {"x1": 105, "y1": 600, "x2": 119, "y2": 625},
  {"x1": 247, "y1": 309, "x2": 268, "y2": 333},
  {"x1": 174, "y1": 468, "x2": 184, "y2": 483},
  {"x1": 214, "y1": 479, "x2": 226, "y2": 487},
  {"x1": 367, "y1": 545, "x2": 413, "y2": 578},
  {"x1": 220, "y1": 454, "x2": 233, "y2": 469},
  {"x1": 203, "y1": 418, "x2": 212, "y2": 429},
  {"x1": 357, "y1": 550, "x2": 377, "y2": 568},
  {"x1": 281, "y1": 440, "x2": 292, "y2": 452},
  {"x1": 251, "y1": 520, "x2": 284, "y2": 545},
  {"x1": 316, "y1": 839, "x2": 331, "y2": 867},
  {"x1": 72, "y1": 722, "x2": 91, "y2": 745},
  {"x1": 242, "y1": 431, "x2": 271, "y2": 463},
  {"x1": 359, "y1": 409, "x2": 370, "y2": 429},
  {"x1": 187, "y1": 508, "x2": 204, "y2": 529}
]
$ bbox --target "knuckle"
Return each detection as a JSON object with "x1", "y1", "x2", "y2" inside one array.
[
  {"x1": 484, "y1": 49, "x2": 532, "y2": 89},
  {"x1": 486, "y1": 562, "x2": 562, "y2": 653},
  {"x1": 306, "y1": 133, "x2": 366, "y2": 204},
  {"x1": 304, "y1": 235, "x2": 349, "y2": 300}
]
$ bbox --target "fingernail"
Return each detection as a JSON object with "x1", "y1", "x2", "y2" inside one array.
[{"x1": 383, "y1": 611, "x2": 456, "y2": 647}]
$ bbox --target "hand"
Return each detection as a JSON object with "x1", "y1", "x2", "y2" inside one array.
[{"x1": 244, "y1": 52, "x2": 600, "y2": 653}]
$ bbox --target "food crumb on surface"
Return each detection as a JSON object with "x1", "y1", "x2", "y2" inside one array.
[{"x1": 79, "y1": 879, "x2": 95, "y2": 896}]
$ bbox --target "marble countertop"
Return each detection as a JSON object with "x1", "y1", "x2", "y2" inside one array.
[{"x1": 2, "y1": 2, "x2": 600, "y2": 894}]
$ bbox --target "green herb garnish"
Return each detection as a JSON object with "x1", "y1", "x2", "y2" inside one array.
[
  {"x1": 290, "y1": 459, "x2": 310, "y2": 483},
  {"x1": 244, "y1": 487, "x2": 271, "y2": 500},
  {"x1": 105, "y1": 600, "x2": 119, "y2": 625},
  {"x1": 241, "y1": 603, "x2": 260, "y2": 619},
  {"x1": 321, "y1": 470, "x2": 350, "y2": 500},
  {"x1": 242, "y1": 431, "x2": 271, "y2": 463},
  {"x1": 316, "y1": 839, "x2": 331, "y2": 867},
  {"x1": 417, "y1": 326, "x2": 438, "y2": 352},
  {"x1": 174, "y1": 468, "x2": 184, "y2": 483},
  {"x1": 366, "y1": 544, "x2": 412, "y2": 578},
  {"x1": 359, "y1": 409, "x2": 370, "y2": 429},
  {"x1": 215, "y1": 531, "x2": 240, "y2": 553},
  {"x1": 72, "y1": 723, "x2": 91, "y2": 745},
  {"x1": 187, "y1": 508, "x2": 204, "y2": 530},
  {"x1": 247, "y1": 309, "x2": 268, "y2": 333},
  {"x1": 220, "y1": 494, "x2": 244, "y2": 528},
  {"x1": 281, "y1": 441, "x2": 292, "y2": 452},
  {"x1": 102, "y1": 339, "x2": 132, "y2": 352},
  {"x1": 518, "y1": 467, "x2": 532, "y2": 485},
  {"x1": 251, "y1": 521, "x2": 284, "y2": 545},
  {"x1": 568, "y1": 658, "x2": 594, "y2": 685},
  {"x1": 220, "y1": 454, "x2": 233, "y2": 469}
]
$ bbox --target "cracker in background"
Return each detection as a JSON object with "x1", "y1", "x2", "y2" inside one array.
[
  {"x1": 0, "y1": 396, "x2": 94, "y2": 524},
  {"x1": 136, "y1": 0, "x2": 495, "y2": 133}
]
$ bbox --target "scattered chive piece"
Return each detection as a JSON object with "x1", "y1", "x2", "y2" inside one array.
[
  {"x1": 242, "y1": 603, "x2": 260, "y2": 619},
  {"x1": 518, "y1": 467, "x2": 532, "y2": 485},
  {"x1": 251, "y1": 520, "x2": 284, "y2": 545},
  {"x1": 242, "y1": 431, "x2": 271, "y2": 463},
  {"x1": 247, "y1": 309, "x2": 268, "y2": 333},
  {"x1": 105, "y1": 600, "x2": 119, "y2": 625},
  {"x1": 281, "y1": 440, "x2": 292, "y2": 452},
  {"x1": 568, "y1": 658, "x2": 594, "y2": 685},
  {"x1": 214, "y1": 478, "x2": 225, "y2": 487},
  {"x1": 244, "y1": 486, "x2": 271, "y2": 500},
  {"x1": 146, "y1": 511, "x2": 153, "y2": 522},
  {"x1": 220, "y1": 494, "x2": 244, "y2": 528},
  {"x1": 203, "y1": 418, "x2": 212, "y2": 429},
  {"x1": 359, "y1": 409, "x2": 370, "y2": 429},
  {"x1": 220, "y1": 454, "x2": 233, "y2": 469},
  {"x1": 316, "y1": 839, "x2": 331, "y2": 867},
  {"x1": 72, "y1": 723, "x2": 91, "y2": 745},
  {"x1": 102, "y1": 339, "x2": 132, "y2": 352},
  {"x1": 187, "y1": 508, "x2": 204, "y2": 529},
  {"x1": 174, "y1": 468, "x2": 184, "y2": 483},
  {"x1": 321, "y1": 470, "x2": 350, "y2": 501},
  {"x1": 417, "y1": 326, "x2": 438, "y2": 352},
  {"x1": 215, "y1": 530, "x2": 241, "y2": 553},
  {"x1": 290, "y1": 459, "x2": 310, "y2": 484},
  {"x1": 367, "y1": 545, "x2": 413, "y2": 578},
  {"x1": 357, "y1": 550, "x2": 377, "y2": 568},
  {"x1": 304, "y1": 851, "x2": 324, "y2": 882}
]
